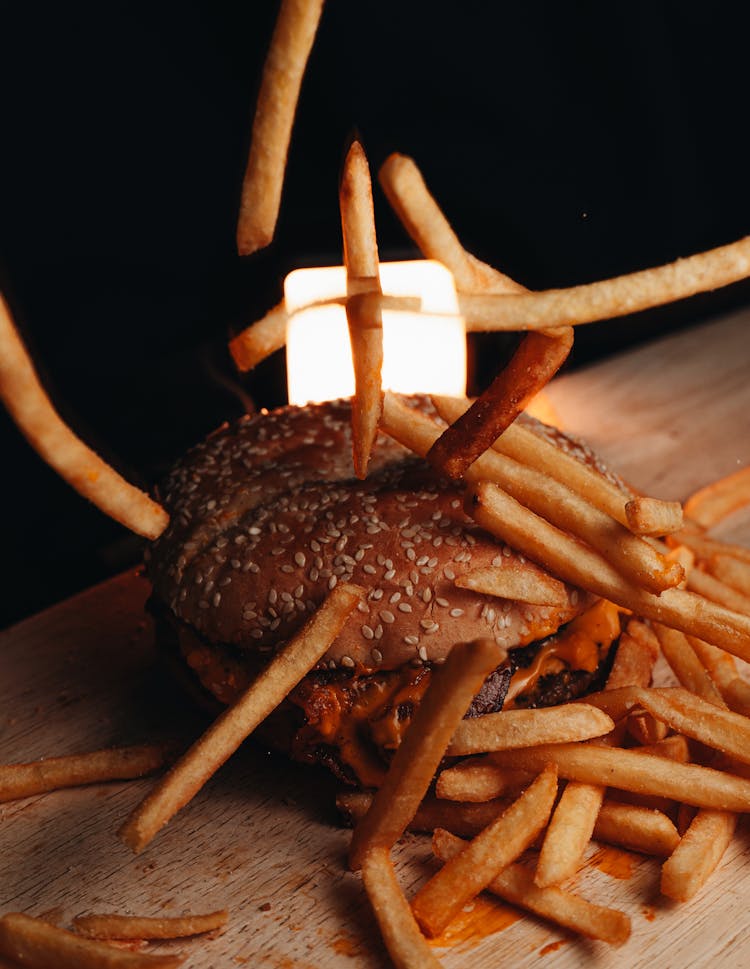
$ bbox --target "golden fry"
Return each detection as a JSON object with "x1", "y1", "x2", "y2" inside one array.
[
  {"x1": 684, "y1": 466, "x2": 750, "y2": 529},
  {"x1": 0, "y1": 294, "x2": 168, "y2": 540},
  {"x1": 661, "y1": 809, "x2": 736, "y2": 901},
  {"x1": 411, "y1": 766, "x2": 558, "y2": 938},
  {"x1": 348, "y1": 638, "x2": 502, "y2": 870},
  {"x1": 72, "y1": 911, "x2": 227, "y2": 940},
  {"x1": 120, "y1": 584, "x2": 363, "y2": 853},
  {"x1": 236, "y1": 0, "x2": 325, "y2": 255},
  {"x1": 536, "y1": 781, "x2": 604, "y2": 887},
  {"x1": 433, "y1": 830, "x2": 630, "y2": 945}
]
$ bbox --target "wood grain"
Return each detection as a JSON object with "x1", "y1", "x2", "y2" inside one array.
[{"x1": 2, "y1": 308, "x2": 750, "y2": 967}]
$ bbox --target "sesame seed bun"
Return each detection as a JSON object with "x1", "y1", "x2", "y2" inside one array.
[
  {"x1": 147, "y1": 397, "x2": 609, "y2": 674},
  {"x1": 146, "y1": 396, "x2": 626, "y2": 784}
]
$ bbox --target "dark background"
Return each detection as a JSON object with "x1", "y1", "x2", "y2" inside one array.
[{"x1": 2, "y1": 1, "x2": 750, "y2": 628}]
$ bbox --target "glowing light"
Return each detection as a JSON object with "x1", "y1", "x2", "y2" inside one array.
[{"x1": 285, "y1": 260, "x2": 465, "y2": 405}]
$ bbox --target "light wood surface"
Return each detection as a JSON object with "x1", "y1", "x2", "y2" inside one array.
[{"x1": 2, "y1": 308, "x2": 750, "y2": 968}]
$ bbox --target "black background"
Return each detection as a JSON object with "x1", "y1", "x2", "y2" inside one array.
[{"x1": 2, "y1": 1, "x2": 750, "y2": 628}]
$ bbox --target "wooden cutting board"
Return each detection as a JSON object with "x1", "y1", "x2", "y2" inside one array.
[{"x1": 2, "y1": 307, "x2": 750, "y2": 968}]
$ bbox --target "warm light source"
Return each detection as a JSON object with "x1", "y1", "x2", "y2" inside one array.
[{"x1": 285, "y1": 260, "x2": 465, "y2": 405}]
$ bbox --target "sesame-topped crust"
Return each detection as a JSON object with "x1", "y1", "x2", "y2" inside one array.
[{"x1": 147, "y1": 398, "x2": 615, "y2": 673}]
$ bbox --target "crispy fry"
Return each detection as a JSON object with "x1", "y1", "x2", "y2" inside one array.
[
  {"x1": 684, "y1": 466, "x2": 750, "y2": 529},
  {"x1": 625, "y1": 496, "x2": 683, "y2": 537},
  {"x1": 669, "y1": 530, "x2": 750, "y2": 567},
  {"x1": 454, "y1": 563, "x2": 569, "y2": 606},
  {"x1": 72, "y1": 911, "x2": 227, "y2": 940},
  {"x1": 236, "y1": 0, "x2": 325, "y2": 255},
  {"x1": 0, "y1": 913, "x2": 182, "y2": 969},
  {"x1": 229, "y1": 300, "x2": 288, "y2": 372},
  {"x1": 120, "y1": 584, "x2": 363, "y2": 853},
  {"x1": 378, "y1": 153, "x2": 523, "y2": 295},
  {"x1": 0, "y1": 743, "x2": 173, "y2": 804},
  {"x1": 687, "y1": 567, "x2": 750, "y2": 616},
  {"x1": 411, "y1": 766, "x2": 558, "y2": 937},
  {"x1": 361, "y1": 848, "x2": 441, "y2": 969},
  {"x1": 458, "y1": 235, "x2": 750, "y2": 331},
  {"x1": 337, "y1": 790, "x2": 510, "y2": 838},
  {"x1": 378, "y1": 155, "x2": 574, "y2": 479},
  {"x1": 652, "y1": 624, "x2": 726, "y2": 706},
  {"x1": 435, "y1": 759, "x2": 531, "y2": 803},
  {"x1": 661, "y1": 809, "x2": 737, "y2": 901},
  {"x1": 348, "y1": 638, "x2": 501, "y2": 870},
  {"x1": 340, "y1": 140, "x2": 383, "y2": 478},
  {"x1": 536, "y1": 781, "x2": 605, "y2": 887},
  {"x1": 383, "y1": 394, "x2": 682, "y2": 594},
  {"x1": 447, "y1": 705, "x2": 614, "y2": 756},
  {"x1": 465, "y1": 478, "x2": 750, "y2": 660},
  {"x1": 433, "y1": 394, "x2": 634, "y2": 528},
  {"x1": 634, "y1": 734, "x2": 691, "y2": 763},
  {"x1": 593, "y1": 801, "x2": 680, "y2": 856},
  {"x1": 688, "y1": 636, "x2": 750, "y2": 717},
  {"x1": 427, "y1": 329, "x2": 574, "y2": 479},
  {"x1": 489, "y1": 742, "x2": 750, "y2": 811},
  {"x1": 605, "y1": 625, "x2": 658, "y2": 691},
  {"x1": 707, "y1": 554, "x2": 750, "y2": 598},
  {"x1": 433, "y1": 830, "x2": 630, "y2": 945},
  {"x1": 0, "y1": 294, "x2": 168, "y2": 540}
]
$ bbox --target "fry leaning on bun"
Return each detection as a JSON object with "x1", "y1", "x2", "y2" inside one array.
[{"x1": 146, "y1": 395, "x2": 628, "y2": 788}]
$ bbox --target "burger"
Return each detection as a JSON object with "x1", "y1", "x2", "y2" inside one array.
[{"x1": 146, "y1": 396, "x2": 626, "y2": 788}]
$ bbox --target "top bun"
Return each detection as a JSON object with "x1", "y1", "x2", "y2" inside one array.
[{"x1": 148, "y1": 397, "x2": 617, "y2": 672}]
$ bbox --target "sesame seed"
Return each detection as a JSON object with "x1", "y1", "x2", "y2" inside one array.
[
  {"x1": 435, "y1": 597, "x2": 449, "y2": 607},
  {"x1": 363, "y1": 564, "x2": 377, "y2": 575},
  {"x1": 340, "y1": 655, "x2": 355, "y2": 668},
  {"x1": 492, "y1": 554, "x2": 504, "y2": 567},
  {"x1": 404, "y1": 635, "x2": 419, "y2": 646},
  {"x1": 390, "y1": 592, "x2": 401, "y2": 604},
  {"x1": 380, "y1": 610, "x2": 395, "y2": 623},
  {"x1": 371, "y1": 648, "x2": 383, "y2": 664},
  {"x1": 450, "y1": 608, "x2": 464, "y2": 618},
  {"x1": 294, "y1": 551, "x2": 306, "y2": 567},
  {"x1": 418, "y1": 646, "x2": 429, "y2": 662},
  {"x1": 444, "y1": 566, "x2": 456, "y2": 580},
  {"x1": 384, "y1": 569, "x2": 396, "y2": 580},
  {"x1": 370, "y1": 588, "x2": 384, "y2": 601},
  {"x1": 328, "y1": 576, "x2": 338, "y2": 590},
  {"x1": 280, "y1": 565, "x2": 294, "y2": 574},
  {"x1": 398, "y1": 603, "x2": 412, "y2": 613},
  {"x1": 362, "y1": 625, "x2": 374, "y2": 640}
]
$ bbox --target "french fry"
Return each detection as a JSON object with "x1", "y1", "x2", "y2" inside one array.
[
  {"x1": 669, "y1": 530, "x2": 750, "y2": 567},
  {"x1": 536, "y1": 781, "x2": 605, "y2": 887},
  {"x1": 360, "y1": 848, "x2": 441, "y2": 969},
  {"x1": 435, "y1": 759, "x2": 531, "y2": 802},
  {"x1": 684, "y1": 466, "x2": 750, "y2": 529},
  {"x1": 687, "y1": 567, "x2": 750, "y2": 616},
  {"x1": 454, "y1": 562, "x2": 569, "y2": 606},
  {"x1": 625, "y1": 496, "x2": 684, "y2": 537},
  {"x1": 236, "y1": 0, "x2": 325, "y2": 255},
  {"x1": 427, "y1": 328, "x2": 574, "y2": 479},
  {"x1": 688, "y1": 636, "x2": 750, "y2": 718},
  {"x1": 410, "y1": 765, "x2": 558, "y2": 938},
  {"x1": 337, "y1": 790, "x2": 510, "y2": 838},
  {"x1": 229, "y1": 300, "x2": 288, "y2": 372},
  {"x1": 0, "y1": 913, "x2": 182, "y2": 969},
  {"x1": 652, "y1": 624, "x2": 726, "y2": 706},
  {"x1": 378, "y1": 155, "x2": 574, "y2": 479},
  {"x1": 489, "y1": 742, "x2": 750, "y2": 811},
  {"x1": 340, "y1": 140, "x2": 383, "y2": 478},
  {"x1": 120, "y1": 584, "x2": 363, "y2": 853},
  {"x1": 72, "y1": 911, "x2": 227, "y2": 940},
  {"x1": 634, "y1": 734, "x2": 691, "y2": 763},
  {"x1": 605, "y1": 624, "x2": 658, "y2": 691},
  {"x1": 378, "y1": 153, "x2": 523, "y2": 295},
  {"x1": 457, "y1": 235, "x2": 750, "y2": 332},
  {"x1": 465, "y1": 479, "x2": 750, "y2": 661},
  {"x1": 433, "y1": 829, "x2": 630, "y2": 945},
  {"x1": 708, "y1": 554, "x2": 750, "y2": 598},
  {"x1": 382, "y1": 393, "x2": 682, "y2": 594},
  {"x1": 433, "y1": 394, "x2": 634, "y2": 528},
  {"x1": 0, "y1": 743, "x2": 173, "y2": 804},
  {"x1": 0, "y1": 294, "x2": 168, "y2": 540},
  {"x1": 661, "y1": 809, "x2": 737, "y2": 901},
  {"x1": 348, "y1": 638, "x2": 502, "y2": 870},
  {"x1": 593, "y1": 801, "x2": 680, "y2": 856},
  {"x1": 447, "y1": 705, "x2": 614, "y2": 756}
]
